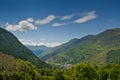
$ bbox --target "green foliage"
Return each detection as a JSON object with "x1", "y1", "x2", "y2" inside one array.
[
  {"x1": 0, "y1": 53, "x2": 42, "y2": 80},
  {"x1": 98, "y1": 69, "x2": 109, "y2": 80},
  {"x1": 64, "y1": 63, "x2": 99, "y2": 80},
  {"x1": 63, "y1": 63, "x2": 120, "y2": 80},
  {"x1": 53, "y1": 69, "x2": 65, "y2": 80}
]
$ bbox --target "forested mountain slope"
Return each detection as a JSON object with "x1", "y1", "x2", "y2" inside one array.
[
  {"x1": 39, "y1": 28, "x2": 120, "y2": 67},
  {"x1": 0, "y1": 28, "x2": 49, "y2": 68}
]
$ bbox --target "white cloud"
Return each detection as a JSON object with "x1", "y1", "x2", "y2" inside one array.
[
  {"x1": 6, "y1": 20, "x2": 37, "y2": 31},
  {"x1": 61, "y1": 14, "x2": 74, "y2": 20},
  {"x1": 19, "y1": 39, "x2": 32, "y2": 44},
  {"x1": 45, "y1": 42, "x2": 62, "y2": 47},
  {"x1": 19, "y1": 39, "x2": 62, "y2": 47},
  {"x1": 74, "y1": 11, "x2": 97, "y2": 23},
  {"x1": 35, "y1": 15, "x2": 56, "y2": 25},
  {"x1": 52, "y1": 23, "x2": 66, "y2": 27},
  {"x1": 5, "y1": 23, "x2": 19, "y2": 31},
  {"x1": 26, "y1": 18, "x2": 34, "y2": 22}
]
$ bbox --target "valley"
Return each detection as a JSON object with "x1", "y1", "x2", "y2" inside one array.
[{"x1": 0, "y1": 0, "x2": 120, "y2": 79}]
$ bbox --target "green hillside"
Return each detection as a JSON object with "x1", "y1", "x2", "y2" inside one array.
[
  {"x1": 39, "y1": 28, "x2": 120, "y2": 67},
  {"x1": 0, "y1": 28, "x2": 49, "y2": 68},
  {"x1": 106, "y1": 49, "x2": 120, "y2": 64}
]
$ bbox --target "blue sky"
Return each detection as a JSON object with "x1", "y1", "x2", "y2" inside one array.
[{"x1": 0, "y1": 0, "x2": 120, "y2": 47}]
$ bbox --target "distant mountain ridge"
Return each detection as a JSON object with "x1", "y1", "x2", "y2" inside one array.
[
  {"x1": 39, "y1": 28, "x2": 120, "y2": 67},
  {"x1": 0, "y1": 28, "x2": 49, "y2": 68},
  {"x1": 26, "y1": 45, "x2": 52, "y2": 56}
]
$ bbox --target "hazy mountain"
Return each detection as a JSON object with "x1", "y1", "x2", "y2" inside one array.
[
  {"x1": 0, "y1": 28, "x2": 49, "y2": 68},
  {"x1": 39, "y1": 28, "x2": 120, "y2": 67},
  {"x1": 26, "y1": 45, "x2": 52, "y2": 56}
]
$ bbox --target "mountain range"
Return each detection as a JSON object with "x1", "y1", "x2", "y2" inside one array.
[
  {"x1": 26, "y1": 45, "x2": 51, "y2": 56},
  {"x1": 39, "y1": 28, "x2": 120, "y2": 67},
  {"x1": 0, "y1": 28, "x2": 49, "y2": 68},
  {"x1": 1, "y1": 27, "x2": 120, "y2": 68}
]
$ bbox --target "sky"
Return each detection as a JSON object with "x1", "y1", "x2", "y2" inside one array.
[{"x1": 0, "y1": 0, "x2": 120, "y2": 47}]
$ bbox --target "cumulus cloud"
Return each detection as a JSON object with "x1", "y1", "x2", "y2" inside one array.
[
  {"x1": 26, "y1": 18, "x2": 34, "y2": 22},
  {"x1": 61, "y1": 14, "x2": 74, "y2": 20},
  {"x1": 6, "y1": 20, "x2": 37, "y2": 31},
  {"x1": 52, "y1": 23, "x2": 66, "y2": 27},
  {"x1": 74, "y1": 11, "x2": 97, "y2": 23},
  {"x1": 35, "y1": 15, "x2": 56, "y2": 25},
  {"x1": 19, "y1": 39, "x2": 62, "y2": 47}
]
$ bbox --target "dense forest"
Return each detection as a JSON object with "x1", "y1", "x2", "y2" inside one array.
[{"x1": 1, "y1": 53, "x2": 120, "y2": 80}]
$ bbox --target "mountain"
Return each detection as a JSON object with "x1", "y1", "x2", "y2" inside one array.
[
  {"x1": 39, "y1": 28, "x2": 120, "y2": 67},
  {"x1": 0, "y1": 28, "x2": 49, "y2": 68},
  {"x1": 26, "y1": 45, "x2": 52, "y2": 56}
]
